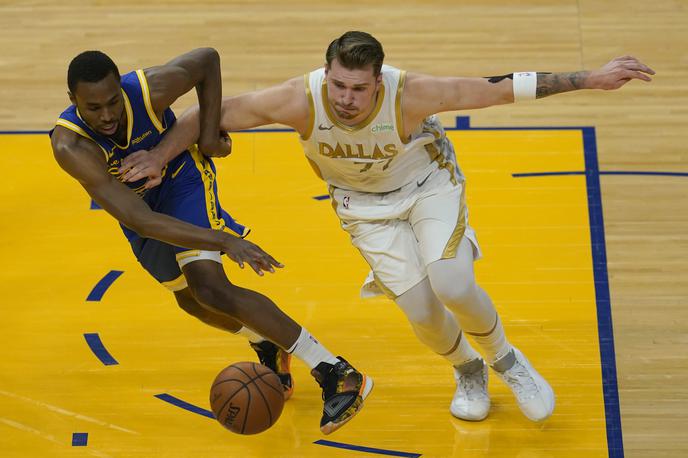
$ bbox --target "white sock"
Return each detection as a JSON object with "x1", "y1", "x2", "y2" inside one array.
[
  {"x1": 233, "y1": 326, "x2": 265, "y2": 344},
  {"x1": 442, "y1": 330, "x2": 482, "y2": 367},
  {"x1": 467, "y1": 314, "x2": 513, "y2": 364},
  {"x1": 287, "y1": 327, "x2": 339, "y2": 369}
]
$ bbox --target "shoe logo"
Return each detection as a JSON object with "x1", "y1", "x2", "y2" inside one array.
[
  {"x1": 324, "y1": 393, "x2": 353, "y2": 417},
  {"x1": 318, "y1": 124, "x2": 334, "y2": 130},
  {"x1": 416, "y1": 173, "x2": 431, "y2": 187}
]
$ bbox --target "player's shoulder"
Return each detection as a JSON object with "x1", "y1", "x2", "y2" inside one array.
[{"x1": 51, "y1": 125, "x2": 103, "y2": 164}]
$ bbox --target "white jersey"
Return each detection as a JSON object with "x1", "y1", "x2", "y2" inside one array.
[{"x1": 300, "y1": 65, "x2": 462, "y2": 193}]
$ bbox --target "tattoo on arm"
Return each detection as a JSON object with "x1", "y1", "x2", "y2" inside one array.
[
  {"x1": 535, "y1": 71, "x2": 589, "y2": 98},
  {"x1": 484, "y1": 74, "x2": 513, "y2": 83}
]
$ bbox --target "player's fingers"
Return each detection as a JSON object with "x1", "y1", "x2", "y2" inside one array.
[
  {"x1": 122, "y1": 167, "x2": 148, "y2": 182},
  {"x1": 626, "y1": 70, "x2": 652, "y2": 81},
  {"x1": 247, "y1": 259, "x2": 265, "y2": 276},
  {"x1": 268, "y1": 255, "x2": 284, "y2": 269},
  {"x1": 629, "y1": 63, "x2": 656, "y2": 75},
  {"x1": 144, "y1": 177, "x2": 162, "y2": 190},
  {"x1": 120, "y1": 151, "x2": 147, "y2": 171},
  {"x1": 248, "y1": 250, "x2": 274, "y2": 273}
]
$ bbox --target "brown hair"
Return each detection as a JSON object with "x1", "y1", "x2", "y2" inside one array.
[{"x1": 325, "y1": 31, "x2": 385, "y2": 76}]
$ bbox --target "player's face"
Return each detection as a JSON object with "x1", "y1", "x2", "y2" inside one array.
[
  {"x1": 325, "y1": 59, "x2": 381, "y2": 123},
  {"x1": 69, "y1": 73, "x2": 125, "y2": 137}
]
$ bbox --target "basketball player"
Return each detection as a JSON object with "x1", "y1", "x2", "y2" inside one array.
[
  {"x1": 50, "y1": 48, "x2": 373, "y2": 435},
  {"x1": 122, "y1": 32, "x2": 654, "y2": 422}
]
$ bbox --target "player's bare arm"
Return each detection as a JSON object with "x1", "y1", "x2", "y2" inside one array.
[
  {"x1": 120, "y1": 76, "x2": 309, "y2": 185},
  {"x1": 401, "y1": 55, "x2": 654, "y2": 137},
  {"x1": 143, "y1": 47, "x2": 229, "y2": 158},
  {"x1": 51, "y1": 127, "x2": 282, "y2": 275}
]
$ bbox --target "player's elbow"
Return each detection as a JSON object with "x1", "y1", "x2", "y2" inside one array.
[
  {"x1": 196, "y1": 47, "x2": 220, "y2": 65},
  {"x1": 120, "y1": 212, "x2": 154, "y2": 239}
]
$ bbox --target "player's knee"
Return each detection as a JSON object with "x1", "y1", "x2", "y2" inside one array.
[
  {"x1": 403, "y1": 304, "x2": 443, "y2": 330},
  {"x1": 188, "y1": 283, "x2": 238, "y2": 315},
  {"x1": 432, "y1": 277, "x2": 476, "y2": 307}
]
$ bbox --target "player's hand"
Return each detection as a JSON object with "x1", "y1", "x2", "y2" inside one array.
[
  {"x1": 119, "y1": 149, "x2": 165, "y2": 190},
  {"x1": 588, "y1": 56, "x2": 655, "y2": 90},
  {"x1": 221, "y1": 234, "x2": 284, "y2": 276},
  {"x1": 199, "y1": 132, "x2": 232, "y2": 158}
]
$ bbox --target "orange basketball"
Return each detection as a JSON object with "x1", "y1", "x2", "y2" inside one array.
[{"x1": 209, "y1": 362, "x2": 285, "y2": 434}]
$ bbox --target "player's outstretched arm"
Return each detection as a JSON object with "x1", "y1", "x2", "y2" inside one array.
[
  {"x1": 120, "y1": 77, "x2": 309, "y2": 185},
  {"x1": 144, "y1": 47, "x2": 229, "y2": 158},
  {"x1": 402, "y1": 56, "x2": 654, "y2": 133},
  {"x1": 52, "y1": 129, "x2": 282, "y2": 276}
]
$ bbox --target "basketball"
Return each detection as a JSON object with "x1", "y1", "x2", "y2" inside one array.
[{"x1": 209, "y1": 362, "x2": 285, "y2": 434}]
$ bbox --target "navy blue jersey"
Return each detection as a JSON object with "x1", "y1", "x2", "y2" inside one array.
[{"x1": 51, "y1": 70, "x2": 247, "y2": 288}]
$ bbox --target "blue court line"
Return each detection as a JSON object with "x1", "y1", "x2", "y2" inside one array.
[
  {"x1": 582, "y1": 127, "x2": 624, "y2": 457},
  {"x1": 86, "y1": 270, "x2": 123, "y2": 301},
  {"x1": 456, "y1": 117, "x2": 623, "y2": 457},
  {"x1": 514, "y1": 171, "x2": 688, "y2": 178},
  {"x1": 83, "y1": 333, "x2": 119, "y2": 366},
  {"x1": 314, "y1": 440, "x2": 421, "y2": 458},
  {"x1": 71, "y1": 432, "x2": 88, "y2": 446},
  {"x1": 154, "y1": 393, "x2": 215, "y2": 419}
]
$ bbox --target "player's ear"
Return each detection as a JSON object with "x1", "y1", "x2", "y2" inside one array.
[{"x1": 68, "y1": 91, "x2": 76, "y2": 105}]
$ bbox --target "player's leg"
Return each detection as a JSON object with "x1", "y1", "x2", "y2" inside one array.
[
  {"x1": 181, "y1": 257, "x2": 373, "y2": 434},
  {"x1": 428, "y1": 248, "x2": 555, "y2": 421},
  {"x1": 330, "y1": 183, "x2": 489, "y2": 420},
  {"x1": 173, "y1": 286, "x2": 295, "y2": 399},
  {"x1": 412, "y1": 169, "x2": 555, "y2": 421},
  {"x1": 394, "y1": 277, "x2": 490, "y2": 421}
]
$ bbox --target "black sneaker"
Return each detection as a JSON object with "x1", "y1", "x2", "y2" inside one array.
[
  {"x1": 311, "y1": 357, "x2": 373, "y2": 435},
  {"x1": 250, "y1": 341, "x2": 294, "y2": 400}
]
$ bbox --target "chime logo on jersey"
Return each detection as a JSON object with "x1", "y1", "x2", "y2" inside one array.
[
  {"x1": 318, "y1": 142, "x2": 399, "y2": 160},
  {"x1": 371, "y1": 122, "x2": 394, "y2": 133}
]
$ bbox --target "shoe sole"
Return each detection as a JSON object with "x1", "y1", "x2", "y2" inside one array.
[{"x1": 320, "y1": 375, "x2": 374, "y2": 435}]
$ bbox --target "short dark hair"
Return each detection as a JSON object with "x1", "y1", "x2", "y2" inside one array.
[
  {"x1": 325, "y1": 31, "x2": 385, "y2": 76},
  {"x1": 67, "y1": 51, "x2": 120, "y2": 93}
]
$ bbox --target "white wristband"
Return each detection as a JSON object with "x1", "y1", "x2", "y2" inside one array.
[{"x1": 513, "y1": 72, "x2": 537, "y2": 101}]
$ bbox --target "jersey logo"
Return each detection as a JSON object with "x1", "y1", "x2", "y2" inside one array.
[
  {"x1": 371, "y1": 123, "x2": 394, "y2": 133},
  {"x1": 318, "y1": 123, "x2": 334, "y2": 130},
  {"x1": 416, "y1": 172, "x2": 432, "y2": 187},
  {"x1": 131, "y1": 129, "x2": 153, "y2": 145}
]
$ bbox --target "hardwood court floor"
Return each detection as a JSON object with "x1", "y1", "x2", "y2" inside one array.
[
  {"x1": 1, "y1": 1, "x2": 687, "y2": 456},
  {"x1": 2, "y1": 127, "x2": 612, "y2": 457}
]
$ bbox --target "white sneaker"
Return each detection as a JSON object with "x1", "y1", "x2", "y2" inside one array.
[
  {"x1": 492, "y1": 348, "x2": 555, "y2": 422},
  {"x1": 450, "y1": 358, "x2": 490, "y2": 421}
]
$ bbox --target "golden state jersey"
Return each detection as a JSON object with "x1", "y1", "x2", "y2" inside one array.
[
  {"x1": 51, "y1": 69, "x2": 177, "y2": 198},
  {"x1": 300, "y1": 64, "x2": 462, "y2": 193},
  {"x1": 50, "y1": 70, "x2": 247, "y2": 244}
]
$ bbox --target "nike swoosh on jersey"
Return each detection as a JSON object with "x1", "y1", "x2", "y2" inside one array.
[
  {"x1": 416, "y1": 172, "x2": 432, "y2": 187},
  {"x1": 318, "y1": 124, "x2": 334, "y2": 130}
]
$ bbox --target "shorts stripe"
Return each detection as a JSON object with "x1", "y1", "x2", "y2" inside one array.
[
  {"x1": 189, "y1": 145, "x2": 225, "y2": 230},
  {"x1": 161, "y1": 274, "x2": 187, "y2": 291},
  {"x1": 441, "y1": 183, "x2": 467, "y2": 259}
]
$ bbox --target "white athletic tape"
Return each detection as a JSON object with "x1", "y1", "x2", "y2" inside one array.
[{"x1": 513, "y1": 72, "x2": 537, "y2": 101}]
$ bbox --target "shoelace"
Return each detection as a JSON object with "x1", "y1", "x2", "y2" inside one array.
[
  {"x1": 501, "y1": 363, "x2": 538, "y2": 400},
  {"x1": 458, "y1": 372, "x2": 486, "y2": 401}
]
